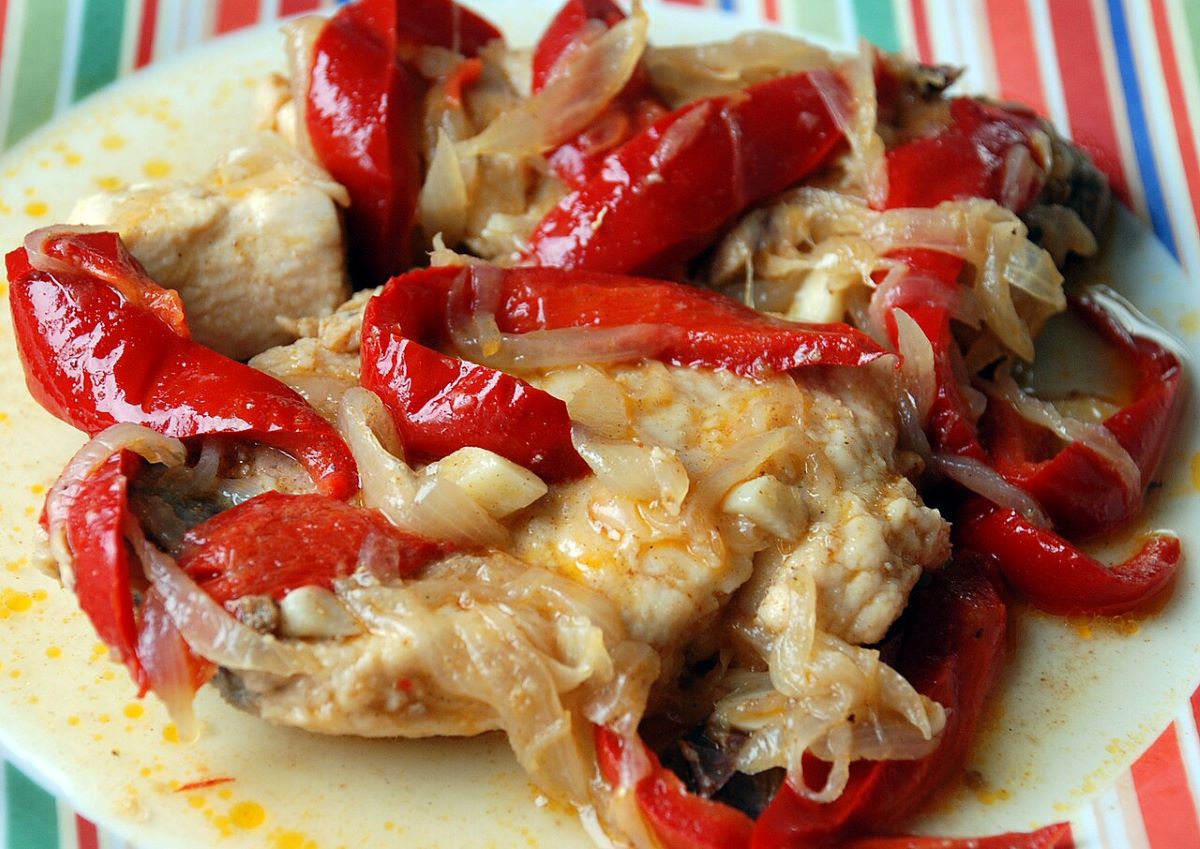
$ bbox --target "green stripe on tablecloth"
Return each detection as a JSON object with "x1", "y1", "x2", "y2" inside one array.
[
  {"x1": 73, "y1": 0, "x2": 125, "y2": 101},
  {"x1": 1185, "y1": 0, "x2": 1200, "y2": 96},
  {"x1": 852, "y1": 0, "x2": 900, "y2": 52},
  {"x1": 4, "y1": 762, "x2": 59, "y2": 849},
  {"x1": 3, "y1": 0, "x2": 68, "y2": 147},
  {"x1": 787, "y1": 0, "x2": 843, "y2": 44}
]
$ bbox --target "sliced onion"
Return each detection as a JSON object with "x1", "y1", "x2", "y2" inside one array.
[
  {"x1": 644, "y1": 31, "x2": 835, "y2": 106},
  {"x1": 573, "y1": 437, "x2": 690, "y2": 510},
  {"x1": 24, "y1": 224, "x2": 113, "y2": 277},
  {"x1": 692, "y1": 426, "x2": 802, "y2": 513},
  {"x1": 931, "y1": 453, "x2": 1050, "y2": 527},
  {"x1": 457, "y1": 6, "x2": 648, "y2": 158},
  {"x1": 337, "y1": 387, "x2": 507, "y2": 546},
  {"x1": 280, "y1": 16, "x2": 325, "y2": 159},
  {"x1": 419, "y1": 128, "x2": 471, "y2": 246},
  {"x1": 136, "y1": 588, "x2": 200, "y2": 740},
  {"x1": 132, "y1": 521, "x2": 322, "y2": 676},
  {"x1": 893, "y1": 309, "x2": 936, "y2": 423}
]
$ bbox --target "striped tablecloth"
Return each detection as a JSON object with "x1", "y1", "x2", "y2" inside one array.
[{"x1": 1, "y1": 2, "x2": 1199, "y2": 849}]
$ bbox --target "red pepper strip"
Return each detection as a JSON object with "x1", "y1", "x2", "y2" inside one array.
[
  {"x1": 878, "y1": 249, "x2": 988, "y2": 461},
  {"x1": 498, "y1": 266, "x2": 886, "y2": 375},
  {"x1": 595, "y1": 726, "x2": 754, "y2": 849},
  {"x1": 360, "y1": 267, "x2": 591, "y2": 481},
  {"x1": 179, "y1": 491, "x2": 448, "y2": 605},
  {"x1": 50, "y1": 450, "x2": 213, "y2": 698},
  {"x1": 35, "y1": 229, "x2": 188, "y2": 335},
  {"x1": 752, "y1": 554, "x2": 1009, "y2": 847},
  {"x1": 360, "y1": 265, "x2": 883, "y2": 477},
  {"x1": 883, "y1": 98, "x2": 1046, "y2": 212},
  {"x1": 532, "y1": 0, "x2": 625, "y2": 89},
  {"x1": 523, "y1": 70, "x2": 848, "y2": 275},
  {"x1": 532, "y1": 0, "x2": 668, "y2": 189},
  {"x1": 6, "y1": 234, "x2": 359, "y2": 500},
  {"x1": 956, "y1": 501, "x2": 1180, "y2": 616},
  {"x1": 342, "y1": 0, "x2": 500, "y2": 57},
  {"x1": 982, "y1": 290, "x2": 1185, "y2": 539},
  {"x1": 58, "y1": 451, "x2": 146, "y2": 688},
  {"x1": 305, "y1": 0, "x2": 500, "y2": 285},
  {"x1": 841, "y1": 824, "x2": 1072, "y2": 849}
]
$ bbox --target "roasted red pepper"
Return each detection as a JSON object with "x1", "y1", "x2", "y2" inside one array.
[
  {"x1": 956, "y1": 502, "x2": 1180, "y2": 616},
  {"x1": 596, "y1": 726, "x2": 754, "y2": 849},
  {"x1": 532, "y1": 0, "x2": 668, "y2": 189},
  {"x1": 179, "y1": 491, "x2": 448, "y2": 605},
  {"x1": 43, "y1": 448, "x2": 212, "y2": 697},
  {"x1": 52, "y1": 450, "x2": 146, "y2": 687},
  {"x1": 7, "y1": 230, "x2": 358, "y2": 500},
  {"x1": 306, "y1": 0, "x2": 500, "y2": 284},
  {"x1": 523, "y1": 70, "x2": 848, "y2": 275},
  {"x1": 360, "y1": 264, "x2": 883, "y2": 479},
  {"x1": 360, "y1": 267, "x2": 591, "y2": 482},
  {"x1": 753, "y1": 554, "x2": 1011, "y2": 846},
  {"x1": 982, "y1": 289, "x2": 1185, "y2": 539},
  {"x1": 876, "y1": 248, "x2": 987, "y2": 461},
  {"x1": 883, "y1": 98, "x2": 1046, "y2": 213},
  {"x1": 840, "y1": 826, "x2": 1072, "y2": 849}
]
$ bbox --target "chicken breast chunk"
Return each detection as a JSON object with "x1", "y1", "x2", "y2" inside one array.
[{"x1": 69, "y1": 136, "x2": 350, "y2": 360}]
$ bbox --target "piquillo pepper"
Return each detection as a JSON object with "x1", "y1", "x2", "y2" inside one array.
[
  {"x1": 359, "y1": 264, "x2": 885, "y2": 480},
  {"x1": 956, "y1": 501, "x2": 1180, "y2": 616},
  {"x1": 981, "y1": 288, "x2": 1185, "y2": 539},
  {"x1": 522, "y1": 70, "x2": 849, "y2": 275},
  {"x1": 306, "y1": 0, "x2": 501, "y2": 285},
  {"x1": 179, "y1": 491, "x2": 451, "y2": 605},
  {"x1": 6, "y1": 229, "x2": 359, "y2": 500},
  {"x1": 532, "y1": 0, "x2": 668, "y2": 189}
]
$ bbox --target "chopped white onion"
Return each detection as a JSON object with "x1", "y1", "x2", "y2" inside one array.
[{"x1": 337, "y1": 387, "x2": 507, "y2": 546}]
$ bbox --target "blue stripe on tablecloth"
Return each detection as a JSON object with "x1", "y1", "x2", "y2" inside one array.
[{"x1": 1106, "y1": 0, "x2": 1179, "y2": 259}]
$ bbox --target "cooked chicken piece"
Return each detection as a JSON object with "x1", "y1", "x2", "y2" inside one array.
[{"x1": 69, "y1": 135, "x2": 350, "y2": 360}]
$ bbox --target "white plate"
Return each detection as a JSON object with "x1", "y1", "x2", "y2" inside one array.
[{"x1": 0, "y1": 3, "x2": 1197, "y2": 847}]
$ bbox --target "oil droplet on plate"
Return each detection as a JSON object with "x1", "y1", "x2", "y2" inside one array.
[
  {"x1": 143, "y1": 159, "x2": 172, "y2": 178},
  {"x1": 3, "y1": 589, "x2": 32, "y2": 612},
  {"x1": 100, "y1": 135, "x2": 126, "y2": 151},
  {"x1": 231, "y1": 801, "x2": 266, "y2": 829},
  {"x1": 124, "y1": 702, "x2": 145, "y2": 719},
  {"x1": 46, "y1": 646, "x2": 61, "y2": 659},
  {"x1": 23, "y1": 201, "x2": 48, "y2": 218},
  {"x1": 163, "y1": 723, "x2": 180, "y2": 743}
]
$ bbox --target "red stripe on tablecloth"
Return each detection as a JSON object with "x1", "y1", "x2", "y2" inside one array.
[
  {"x1": 1046, "y1": 0, "x2": 1131, "y2": 203},
  {"x1": 0, "y1": 0, "x2": 9, "y2": 72},
  {"x1": 1150, "y1": 0, "x2": 1200, "y2": 229},
  {"x1": 136, "y1": 0, "x2": 159, "y2": 67},
  {"x1": 76, "y1": 815, "x2": 100, "y2": 849},
  {"x1": 909, "y1": 0, "x2": 933, "y2": 64},
  {"x1": 216, "y1": 0, "x2": 262, "y2": 35},
  {"x1": 1131, "y1": 723, "x2": 1200, "y2": 849},
  {"x1": 279, "y1": 0, "x2": 321, "y2": 15},
  {"x1": 985, "y1": 0, "x2": 1049, "y2": 116},
  {"x1": 763, "y1": 0, "x2": 780, "y2": 23}
]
